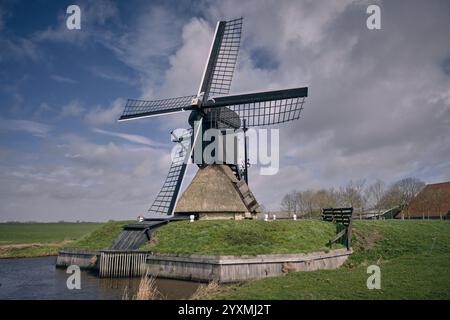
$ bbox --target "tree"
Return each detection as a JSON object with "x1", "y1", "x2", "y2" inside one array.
[
  {"x1": 281, "y1": 190, "x2": 298, "y2": 217},
  {"x1": 313, "y1": 189, "x2": 338, "y2": 212},
  {"x1": 341, "y1": 179, "x2": 366, "y2": 218},
  {"x1": 300, "y1": 190, "x2": 316, "y2": 218},
  {"x1": 366, "y1": 179, "x2": 386, "y2": 213},
  {"x1": 395, "y1": 177, "x2": 425, "y2": 205},
  {"x1": 380, "y1": 177, "x2": 425, "y2": 209}
]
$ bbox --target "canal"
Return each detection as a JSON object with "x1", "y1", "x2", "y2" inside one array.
[{"x1": 0, "y1": 256, "x2": 200, "y2": 300}]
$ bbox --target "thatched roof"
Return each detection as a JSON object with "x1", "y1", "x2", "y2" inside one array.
[{"x1": 174, "y1": 165, "x2": 249, "y2": 214}]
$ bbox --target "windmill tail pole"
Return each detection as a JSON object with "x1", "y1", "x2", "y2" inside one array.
[{"x1": 243, "y1": 119, "x2": 249, "y2": 185}]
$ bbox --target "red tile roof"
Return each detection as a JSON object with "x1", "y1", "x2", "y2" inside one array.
[{"x1": 400, "y1": 182, "x2": 450, "y2": 219}]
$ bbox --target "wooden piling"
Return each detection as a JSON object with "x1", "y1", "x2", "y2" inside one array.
[{"x1": 98, "y1": 251, "x2": 149, "y2": 278}]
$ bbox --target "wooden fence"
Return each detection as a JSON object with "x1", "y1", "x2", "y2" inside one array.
[{"x1": 322, "y1": 207, "x2": 353, "y2": 250}]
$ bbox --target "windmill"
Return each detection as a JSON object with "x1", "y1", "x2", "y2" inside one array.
[{"x1": 118, "y1": 17, "x2": 308, "y2": 220}]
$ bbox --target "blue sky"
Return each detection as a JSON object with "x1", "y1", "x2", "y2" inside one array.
[{"x1": 1, "y1": 0, "x2": 450, "y2": 221}]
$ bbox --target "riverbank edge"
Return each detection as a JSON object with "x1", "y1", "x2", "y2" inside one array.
[
  {"x1": 56, "y1": 247, "x2": 352, "y2": 282},
  {"x1": 145, "y1": 248, "x2": 352, "y2": 283},
  {"x1": 56, "y1": 248, "x2": 100, "y2": 270}
]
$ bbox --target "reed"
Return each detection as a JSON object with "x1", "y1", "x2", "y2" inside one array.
[{"x1": 190, "y1": 280, "x2": 220, "y2": 300}]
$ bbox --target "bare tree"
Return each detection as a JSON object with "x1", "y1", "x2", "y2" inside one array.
[
  {"x1": 380, "y1": 177, "x2": 425, "y2": 210},
  {"x1": 395, "y1": 177, "x2": 425, "y2": 206},
  {"x1": 281, "y1": 191, "x2": 297, "y2": 217},
  {"x1": 341, "y1": 179, "x2": 366, "y2": 218},
  {"x1": 366, "y1": 179, "x2": 386, "y2": 214},
  {"x1": 279, "y1": 177, "x2": 429, "y2": 221},
  {"x1": 301, "y1": 190, "x2": 315, "y2": 219},
  {"x1": 313, "y1": 189, "x2": 338, "y2": 212}
]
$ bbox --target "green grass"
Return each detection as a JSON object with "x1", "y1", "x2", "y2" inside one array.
[
  {"x1": 0, "y1": 245, "x2": 71, "y2": 259},
  {"x1": 208, "y1": 220, "x2": 450, "y2": 300},
  {"x1": 0, "y1": 223, "x2": 101, "y2": 245},
  {"x1": 67, "y1": 220, "x2": 133, "y2": 250},
  {"x1": 0, "y1": 221, "x2": 132, "y2": 258},
  {"x1": 141, "y1": 220, "x2": 341, "y2": 256}
]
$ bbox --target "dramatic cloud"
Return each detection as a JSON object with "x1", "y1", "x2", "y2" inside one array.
[{"x1": 1, "y1": 0, "x2": 449, "y2": 220}]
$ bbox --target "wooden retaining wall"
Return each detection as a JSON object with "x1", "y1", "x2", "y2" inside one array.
[
  {"x1": 57, "y1": 248, "x2": 352, "y2": 282},
  {"x1": 56, "y1": 249, "x2": 100, "y2": 269},
  {"x1": 98, "y1": 251, "x2": 148, "y2": 278},
  {"x1": 145, "y1": 249, "x2": 352, "y2": 283}
]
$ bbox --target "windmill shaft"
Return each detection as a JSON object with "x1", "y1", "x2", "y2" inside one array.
[{"x1": 243, "y1": 119, "x2": 249, "y2": 185}]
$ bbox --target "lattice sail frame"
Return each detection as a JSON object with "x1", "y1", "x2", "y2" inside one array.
[
  {"x1": 199, "y1": 17, "x2": 243, "y2": 101},
  {"x1": 205, "y1": 87, "x2": 307, "y2": 127},
  {"x1": 119, "y1": 95, "x2": 196, "y2": 121},
  {"x1": 147, "y1": 129, "x2": 193, "y2": 215},
  {"x1": 227, "y1": 96, "x2": 306, "y2": 127}
]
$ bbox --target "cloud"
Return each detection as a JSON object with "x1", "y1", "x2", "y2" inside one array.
[
  {"x1": 0, "y1": 118, "x2": 51, "y2": 137},
  {"x1": 31, "y1": 2, "x2": 186, "y2": 98},
  {"x1": 0, "y1": 137, "x2": 171, "y2": 221},
  {"x1": 85, "y1": 98, "x2": 125, "y2": 126},
  {"x1": 92, "y1": 128, "x2": 164, "y2": 147},
  {"x1": 193, "y1": 0, "x2": 450, "y2": 209},
  {"x1": 33, "y1": 102, "x2": 53, "y2": 118},
  {"x1": 89, "y1": 66, "x2": 136, "y2": 85},
  {"x1": 50, "y1": 74, "x2": 77, "y2": 84},
  {"x1": 0, "y1": 37, "x2": 41, "y2": 62},
  {"x1": 2, "y1": 0, "x2": 450, "y2": 220},
  {"x1": 59, "y1": 100, "x2": 85, "y2": 118},
  {"x1": 33, "y1": 0, "x2": 119, "y2": 45}
]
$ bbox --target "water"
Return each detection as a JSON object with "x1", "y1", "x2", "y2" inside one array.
[{"x1": 0, "y1": 256, "x2": 200, "y2": 300}]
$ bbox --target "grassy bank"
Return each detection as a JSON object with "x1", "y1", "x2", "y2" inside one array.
[
  {"x1": 66, "y1": 220, "x2": 133, "y2": 250},
  {"x1": 206, "y1": 220, "x2": 450, "y2": 299},
  {"x1": 141, "y1": 220, "x2": 341, "y2": 255},
  {"x1": 0, "y1": 222, "x2": 127, "y2": 258}
]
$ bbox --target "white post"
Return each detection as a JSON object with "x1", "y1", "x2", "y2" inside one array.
[
  {"x1": 190, "y1": 214, "x2": 195, "y2": 222},
  {"x1": 264, "y1": 214, "x2": 269, "y2": 221},
  {"x1": 293, "y1": 214, "x2": 297, "y2": 221},
  {"x1": 273, "y1": 214, "x2": 276, "y2": 221}
]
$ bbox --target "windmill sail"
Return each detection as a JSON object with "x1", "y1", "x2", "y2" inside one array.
[
  {"x1": 205, "y1": 87, "x2": 308, "y2": 127},
  {"x1": 198, "y1": 17, "x2": 243, "y2": 101},
  {"x1": 148, "y1": 119, "x2": 203, "y2": 215},
  {"x1": 147, "y1": 129, "x2": 192, "y2": 215},
  {"x1": 118, "y1": 95, "x2": 197, "y2": 121}
]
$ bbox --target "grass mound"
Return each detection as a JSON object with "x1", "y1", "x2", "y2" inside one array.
[
  {"x1": 208, "y1": 220, "x2": 450, "y2": 300},
  {"x1": 67, "y1": 220, "x2": 133, "y2": 250},
  {"x1": 141, "y1": 220, "x2": 341, "y2": 256}
]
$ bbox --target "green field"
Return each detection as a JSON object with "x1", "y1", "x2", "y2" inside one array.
[
  {"x1": 141, "y1": 220, "x2": 342, "y2": 255},
  {"x1": 0, "y1": 223, "x2": 101, "y2": 245},
  {"x1": 0, "y1": 222, "x2": 103, "y2": 258},
  {"x1": 206, "y1": 220, "x2": 450, "y2": 299}
]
